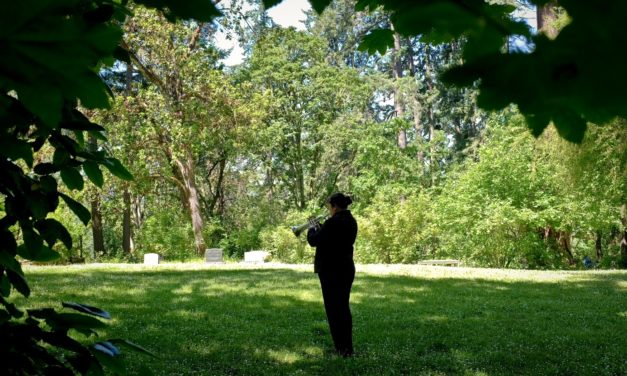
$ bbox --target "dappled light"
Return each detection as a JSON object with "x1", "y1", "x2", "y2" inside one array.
[
  {"x1": 2, "y1": 1, "x2": 627, "y2": 374},
  {"x1": 11, "y1": 264, "x2": 626, "y2": 375}
]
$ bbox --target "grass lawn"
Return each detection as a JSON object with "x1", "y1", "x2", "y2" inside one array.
[{"x1": 11, "y1": 263, "x2": 627, "y2": 376}]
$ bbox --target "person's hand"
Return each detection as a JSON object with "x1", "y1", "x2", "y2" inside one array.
[{"x1": 308, "y1": 216, "x2": 320, "y2": 230}]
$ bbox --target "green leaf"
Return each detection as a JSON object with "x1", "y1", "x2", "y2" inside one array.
[
  {"x1": 53, "y1": 148, "x2": 71, "y2": 166},
  {"x1": 83, "y1": 161, "x2": 104, "y2": 187},
  {"x1": 113, "y1": 46, "x2": 131, "y2": 64},
  {"x1": 31, "y1": 246, "x2": 61, "y2": 263},
  {"x1": 83, "y1": 4, "x2": 115, "y2": 25},
  {"x1": 60, "y1": 167, "x2": 84, "y2": 191},
  {"x1": 27, "y1": 307, "x2": 57, "y2": 320},
  {"x1": 0, "y1": 138, "x2": 33, "y2": 167},
  {"x1": 0, "y1": 296, "x2": 24, "y2": 318},
  {"x1": 524, "y1": 112, "x2": 551, "y2": 138},
  {"x1": 308, "y1": 0, "x2": 333, "y2": 14},
  {"x1": 21, "y1": 227, "x2": 43, "y2": 256},
  {"x1": 355, "y1": 0, "x2": 378, "y2": 12},
  {"x1": 88, "y1": 130, "x2": 108, "y2": 142},
  {"x1": 63, "y1": 109, "x2": 107, "y2": 132},
  {"x1": 6, "y1": 269, "x2": 30, "y2": 298},
  {"x1": 34, "y1": 163, "x2": 62, "y2": 175},
  {"x1": 40, "y1": 176, "x2": 58, "y2": 193},
  {"x1": 0, "y1": 228, "x2": 18, "y2": 255},
  {"x1": 262, "y1": 0, "x2": 283, "y2": 9},
  {"x1": 102, "y1": 158, "x2": 133, "y2": 181},
  {"x1": 134, "y1": 0, "x2": 222, "y2": 22},
  {"x1": 74, "y1": 130, "x2": 85, "y2": 147},
  {"x1": 0, "y1": 272, "x2": 11, "y2": 297},
  {"x1": 63, "y1": 302, "x2": 111, "y2": 320},
  {"x1": 92, "y1": 346, "x2": 125, "y2": 374},
  {"x1": 17, "y1": 85, "x2": 63, "y2": 127},
  {"x1": 35, "y1": 218, "x2": 73, "y2": 250},
  {"x1": 0, "y1": 251, "x2": 22, "y2": 275},
  {"x1": 552, "y1": 108, "x2": 587, "y2": 144},
  {"x1": 95, "y1": 342, "x2": 121, "y2": 356},
  {"x1": 73, "y1": 73, "x2": 114, "y2": 110},
  {"x1": 0, "y1": 309, "x2": 9, "y2": 323},
  {"x1": 358, "y1": 29, "x2": 394, "y2": 55},
  {"x1": 110, "y1": 339, "x2": 158, "y2": 358},
  {"x1": 59, "y1": 193, "x2": 91, "y2": 225},
  {"x1": 39, "y1": 329, "x2": 89, "y2": 354},
  {"x1": 46, "y1": 312, "x2": 108, "y2": 331},
  {"x1": 28, "y1": 193, "x2": 50, "y2": 220}
]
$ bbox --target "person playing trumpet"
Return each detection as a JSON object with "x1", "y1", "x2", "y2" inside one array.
[{"x1": 307, "y1": 192, "x2": 358, "y2": 357}]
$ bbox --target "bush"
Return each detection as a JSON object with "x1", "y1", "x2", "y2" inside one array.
[
  {"x1": 135, "y1": 207, "x2": 195, "y2": 261},
  {"x1": 260, "y1": 226, "x2": 311, "y2": 263},
  {"x1": 259, "y1": 210, "x2": 314, "y2": 263},
  {"x1": 219, "y1": 228, "x2": 261, "y2": 260},
  {"x1": 355, "y1": 192, "x2": 434, "y2": 264}
]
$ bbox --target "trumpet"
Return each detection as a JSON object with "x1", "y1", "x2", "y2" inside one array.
[{"x1": 291, "y1": 214, "x2": 329, "y2": 237}]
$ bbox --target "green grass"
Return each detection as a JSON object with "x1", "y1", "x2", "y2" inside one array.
[{"x1": 11, "y1": 264, "x2": 627, "y2": 376}]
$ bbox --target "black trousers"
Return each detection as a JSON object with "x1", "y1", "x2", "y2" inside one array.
[{"x1": 318, "y1": 265, "x2": 355, "y2": 355}]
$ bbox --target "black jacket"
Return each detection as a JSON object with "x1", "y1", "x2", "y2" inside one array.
[{"x1": 307, "y1": 210, "x2": 358, "y2": 273}]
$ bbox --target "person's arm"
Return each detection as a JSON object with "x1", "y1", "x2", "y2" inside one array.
[{"x1": 307, "y1": 219, "x2": 331, "y2": 247}]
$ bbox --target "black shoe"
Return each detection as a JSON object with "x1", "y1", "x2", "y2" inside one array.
[{"x1": 337, "y1": 348, "x2": 354, "y2": 358}]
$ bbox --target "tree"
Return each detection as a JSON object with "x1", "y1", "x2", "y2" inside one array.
[
  {"x1": 117, "y1": 7, "x2": 264, "y2": 255},
  {"x1": 245, "y1": 27, "x2": 370, "y2": 209},
  {"x1": 0, "y1": 0, "x2": 223, "y2": 372},
  {"x1": 265, "y1": 0, "x2": 627, "y2": 144}
]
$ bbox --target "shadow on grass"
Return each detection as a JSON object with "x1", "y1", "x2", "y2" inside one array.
[{"x1": 14, "y1": 268, "x2": 627, "y2": 376}]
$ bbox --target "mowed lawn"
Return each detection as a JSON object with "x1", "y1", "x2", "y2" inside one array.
[{"x1": 11, "y1": 264, "x2": 627, "y2": 376}]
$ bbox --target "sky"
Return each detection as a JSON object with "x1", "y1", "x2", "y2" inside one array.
[
  {"x1": 216, "y1": 0, "x2": 311, "y2": 66},
  {"x1": 215, "y1": 1, "x2": 537, "y2": 66}
]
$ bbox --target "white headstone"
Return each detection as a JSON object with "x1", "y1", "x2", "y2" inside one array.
[
  {"x1": 205, "y1": 248, "x2": 223, "y2": 263},
  {"x1": 244, "y1": 250, "x2": 270, "y2": 263},
  {"x1": 144, "y1": 253, "x2": 161, "y2": 265}
]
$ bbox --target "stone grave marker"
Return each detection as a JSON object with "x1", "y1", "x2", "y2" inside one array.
[
  {"x1": 144, "y1": 253, "x2": 161, "y2": 265},
  {"x1": 205, "y1": 248, "x2": 223, "y2": 264},
  {"x1": 244, "y1": 250, "x2": 270, "y2": 263}
]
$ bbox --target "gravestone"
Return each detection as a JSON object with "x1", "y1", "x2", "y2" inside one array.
[
  {"x1": 144, "y1": 253, "x2": 161, "y2": 265},
  {"x1": 244, "y1": 250, "x2": 270, "y2": 263},
  {"x1": 205, "y1": 248, "x2": 223, "y2": 264}
]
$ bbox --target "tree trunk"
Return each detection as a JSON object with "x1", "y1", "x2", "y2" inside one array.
[
  {"x1": 295, "y1": 129, "x2": 306, "y2": 209},
  {"x1": 595, "y1": 230, "x2": 603, "y2": 261},
  {"x1": 133, "y1": 194, "x2": 143, "y2": 229},
  {"x1": 428, "y1": 109, "x2": 437, "y2": 187},
  {"x1": 122, "y1": 62, "x2": 134, "y2": 254},
  {"x1": 621, "y1": 204, "x2": 627, "y2": 267},
  {"x1": 176, "y1": 154, "x2": 206, "y2": 255},
  {"x1": 391, "y1": 29, "x2": 407, "y2": 149},
  {"x1": 558, "y1": 230, "x2": 575, "y2": 265},
  {"x1": 122, "y1": 186, "x2": 133, "y2": 254},
  {"x1": 424, "y1": 44, "x2": 437, "y2": 186},
  {"x1": 406, "y1": 39, "x2": 424, "y2": 165},
  {"x1": 207, "y1": 158, "x2": 227, "y2": 216},
  {"x1": 87, "y1": 135, "x2": 105, "y2": 255},
  {"x1": 537, "y1": 1, "x2": 559, "y2": 38},
  {"x1": 91, "y1": 193, "x2": 105, "y2": 255}
]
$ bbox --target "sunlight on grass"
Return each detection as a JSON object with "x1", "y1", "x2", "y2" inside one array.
[
  {"x1": 266, "y1": 349, "x2": 303, "y2": 364},
  {"x1": 12, "y1": 263, "x2": 627, "y2": 376}
]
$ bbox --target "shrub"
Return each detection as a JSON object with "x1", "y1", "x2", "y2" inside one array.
[{"x1": 136, "y1": 208, "x2": 194, "y2": 261}]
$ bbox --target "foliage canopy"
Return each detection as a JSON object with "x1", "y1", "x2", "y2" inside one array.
[{"x1": 1, "y1": 0, "x2": 626, "y2": 373}]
